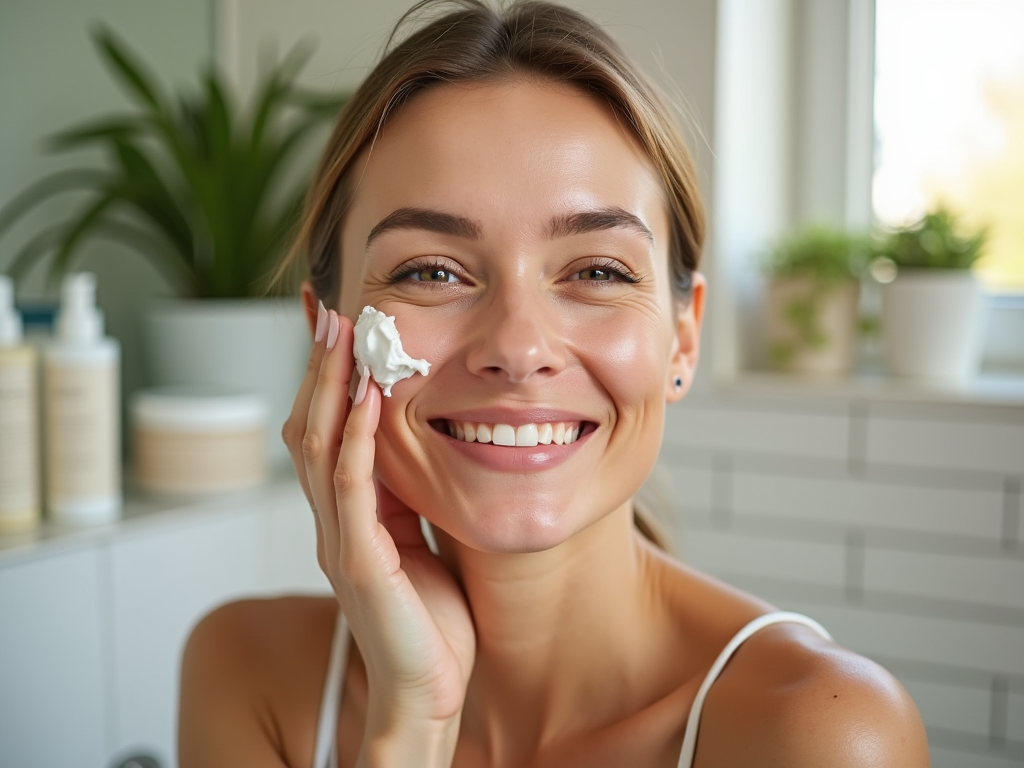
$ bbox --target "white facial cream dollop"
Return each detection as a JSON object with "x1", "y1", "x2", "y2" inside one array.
[{"x1": 352, "y1": 306, "x2": 430, "y2": 396}]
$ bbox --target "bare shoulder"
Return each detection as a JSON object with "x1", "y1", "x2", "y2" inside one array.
[
  {"x1": 695, "y1": 620, "x2": 930, "y2": 767},
  {"x1": 179, "y1": 595, "x2": 338, "y2": 768}
]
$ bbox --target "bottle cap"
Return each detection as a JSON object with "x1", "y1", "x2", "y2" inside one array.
[
  {"x1": 56, "y1": 272, "x2": 104, "y2": 343},
  {"x1": 0, "y1": 275, "x2": 24, "y2": 346}
]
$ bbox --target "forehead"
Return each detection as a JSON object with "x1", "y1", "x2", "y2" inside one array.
[{"x1": 344, "y1": 78, "x2": 668, "y2": 238}]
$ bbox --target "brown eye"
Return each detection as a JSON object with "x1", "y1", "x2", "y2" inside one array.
[
  {"x1": 410, "y1": 267, "x2": 458, "y2": 283},
  {"x1": 577, "y1": 267, "x2": 614, "y2": 281}
]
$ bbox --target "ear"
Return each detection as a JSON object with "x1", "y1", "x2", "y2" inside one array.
[
  {"x1": 666, "y1": 272, "x2": 706, "y2": 403},
  {"x1": 300, "y1": 281, "x2": 320, "y2": 339}
]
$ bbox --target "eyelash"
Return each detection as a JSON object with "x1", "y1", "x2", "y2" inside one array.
[
  {"x1": 387, "y1": 257, "x2": 641, "y2": 286},
  {"x1": 566, "y1": 258, "x2": 641, "y2": 285},
  {"x1": 388, "y1": 258, "x2": 465, "y2": 285}
]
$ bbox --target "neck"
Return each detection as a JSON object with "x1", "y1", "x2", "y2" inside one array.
[{"x1": 434, "y1": 502, "x2": 672, "y2": 763}]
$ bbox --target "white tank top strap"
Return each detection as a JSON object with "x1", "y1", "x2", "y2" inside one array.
[
  {"x1": 312, "y1": 607, "x2": 350, "y2": 768},
  {"x1": 676, "y1": 610, "x2": 832, "y2": 768}
]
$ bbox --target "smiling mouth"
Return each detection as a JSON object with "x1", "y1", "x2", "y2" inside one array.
[{"x1": 430, "y1": 419, "x2": 595, "y2": 446}]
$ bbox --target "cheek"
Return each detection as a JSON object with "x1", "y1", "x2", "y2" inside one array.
[{"x1": 574, "y1": 310, "x2": 670, "y2": 407}]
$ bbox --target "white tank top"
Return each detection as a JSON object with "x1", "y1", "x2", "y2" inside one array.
[{"x1": 311, "y1": 610, "x2": 831, "y2": 768}]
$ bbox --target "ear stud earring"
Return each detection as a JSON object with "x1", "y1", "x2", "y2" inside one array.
[{"x1": 673, "y1": 376, "x2": 683, "y2": 391}]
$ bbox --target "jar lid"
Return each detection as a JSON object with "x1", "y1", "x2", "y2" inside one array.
[{"x1": 132, "y1": 387, "x2": 267, "y2": 431}]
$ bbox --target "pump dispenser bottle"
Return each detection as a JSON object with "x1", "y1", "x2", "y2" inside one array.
[
  {"x1": 44, "y1": 272, "x2": 121, "y2": 524},
  {"x1": 0, "y1": 275, "x2": 41, "y2": 532}
]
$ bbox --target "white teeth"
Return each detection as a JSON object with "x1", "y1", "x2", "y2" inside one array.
[
  {"x1": 515, "y1": 423, "x2": 539, "y2": 447},
  {"x1": 552, "y1": 423, "x2": 566, "y2": 445},
  {"x1": 538, "y1": 423, "x2": 553, "y2": 445},
  {"x1": 492, "y1": 424, "x2": 516, "y2": 446},
  {"x1": 445, "y1": 420, "x2": 582, "y2": 447}
]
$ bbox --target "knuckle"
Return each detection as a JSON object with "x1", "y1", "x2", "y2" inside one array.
[
  {"x1": 333, "y1": 466, "x2": 358, "y2": 494},
  {"x1": 281, "y1": 418, "x2": 301, "y2": 449},
  {"x1": 301, "y1": 431, "x2": 323, "y2": 462}
]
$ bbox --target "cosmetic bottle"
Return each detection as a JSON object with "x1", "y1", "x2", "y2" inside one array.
[
  {"x1": 44, "y1": 273, "x2": 121, "y2": 525},
  {"x1": 0, "y1": 275, "x2": 41, "y2": 532}
]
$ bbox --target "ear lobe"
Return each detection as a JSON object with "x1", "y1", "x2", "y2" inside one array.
[
  {"x1": 300, "y1": 281, "x2": 320, "y2": 339},
  {"x1": 666, "y1": 272, "x2": 706, "y2": 403}
]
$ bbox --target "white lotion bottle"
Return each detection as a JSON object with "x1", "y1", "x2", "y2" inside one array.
[
  {"x1": 44, "y1": 272, "x2": 121, "y2": 524},
  {"x1": 0, "y1": 275, "x2": 41, "y2": 532}
]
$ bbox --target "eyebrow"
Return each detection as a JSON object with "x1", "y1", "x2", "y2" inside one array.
[
  {"x1": 548, "y1": 207, "x2": 655, "y2": 245},
  {"x1": 366, "y1": 207, "x2": 481, "y2": 248},
  {"x1": 365, "y1": 205, "x2": 654, "y2": 248}
]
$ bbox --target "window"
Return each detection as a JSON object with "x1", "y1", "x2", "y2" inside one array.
[{"x1": 873, "y1": 0, "x2": 1024, "y2": 292}]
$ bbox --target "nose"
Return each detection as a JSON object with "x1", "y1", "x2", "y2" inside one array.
[{"x1": 465, "y1": 288, "x2": 566, "y2": 384}]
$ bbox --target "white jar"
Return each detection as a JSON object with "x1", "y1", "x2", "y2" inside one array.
[{"x1": 131, "y1": 388, "x2": 267, "y2": 495}]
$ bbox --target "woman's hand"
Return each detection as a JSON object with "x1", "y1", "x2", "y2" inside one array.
[{"x1": 282, "y1": 303, "x2": 476, "y2": 766}]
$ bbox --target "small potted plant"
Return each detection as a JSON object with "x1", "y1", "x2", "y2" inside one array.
[
  {"x1": 873, "y1": 207, "x2": 987, "y2": 381},
  {"x1": 0, "y1": 28, "x2": 346, "y2": 454},
  {"x1": 761, "y1": 224, "x2": 868, "y2": 376}
]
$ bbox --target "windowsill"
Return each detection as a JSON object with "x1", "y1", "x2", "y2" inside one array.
[{"x1": 720, "y1": 367, "x2": 1024, "y2": 407}]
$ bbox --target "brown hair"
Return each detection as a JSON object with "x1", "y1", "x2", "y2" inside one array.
[
  {"x1": 276, "y1": 0, "x2": 704, "y2": 309},
  {"x1": 278, "y1": 0, "x2": 704, "y2": 550}
]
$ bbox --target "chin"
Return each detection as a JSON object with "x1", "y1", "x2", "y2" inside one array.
[{"x1": 427, "y1": 492, "x2": 590, "y2": 555}]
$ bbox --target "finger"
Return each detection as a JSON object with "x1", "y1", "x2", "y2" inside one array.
[
  {"x1": 283, "y1": 299, "x2": 330, "y2": 504},
  {"x1": 334, "y1": 373, "x2": 387, "y2": 571},
  {"x1": 304, "y1": 311, "x2": 357, "y2": 542}
]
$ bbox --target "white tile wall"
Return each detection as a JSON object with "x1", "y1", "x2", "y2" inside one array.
[
  {"x1": 864, "y1": 548, "x2": 1024, "y2": 611},
  {"x1": 929, "y1": 745, "x2": 1023, "y2": 768},
  {"x1": 866, "y1": 416, "x2": 1024, "y2": 476},
  {"x1": 900, "y1": 679, "x2": 990, "y2": 738},
  {"x1": 683, "y1": 528, "x2": 846, "y2": 588},
  {"x1": 1008, "y1": 689, "x2": 1024, "y2": 742},
  {"x1": 731, "y1": 471, "x2": 1006, "y2": 541},
  {"x1": 665, "y1": 392, "x2": 1024, "y2": 765},
  {"x1": 664, "y1": 402, "x2": 850, "y2": 460}
]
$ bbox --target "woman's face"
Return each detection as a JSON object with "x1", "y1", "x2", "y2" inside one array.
[{"x1": 337, "y1": 79, "x2": 702, "y2": 553}]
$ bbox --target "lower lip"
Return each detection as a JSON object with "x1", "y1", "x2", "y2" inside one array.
[{"x1": 436, "y1": 429, "x2": 588, "y2": 471}]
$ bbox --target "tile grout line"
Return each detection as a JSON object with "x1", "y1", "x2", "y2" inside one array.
[
  {"x1": 711, "y1": 453, "x2": 733, "y2": 529},
  {"x1": 847, "y1": 400, "x2": 868, "y2": 477},
  {"x1": 990, "y1": 674, "x2": 1009, "y2": 748},
  {"x1": 844, "y1": 528, "x2": 866, "y2": 605},
  {"x1": 1003, "y1": 477, "x2": 1021, "y2": 553}
]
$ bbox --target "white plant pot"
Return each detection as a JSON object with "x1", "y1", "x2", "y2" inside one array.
[
  {"x1": 143, "y1": 300, "x2": 309, "y2": 461},
  {"x1": 764, "y1": 277, "x2": 860, "y2": 376},
  {"x1": 881, "y1": 270, "x2": 986, "y2": 381}
]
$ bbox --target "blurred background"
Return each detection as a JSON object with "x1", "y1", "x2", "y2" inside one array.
[{"x1": 0, "y1": 1, "x2": 1022, "y2": 767}]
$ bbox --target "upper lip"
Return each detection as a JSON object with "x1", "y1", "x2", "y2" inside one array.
[{"x1": 430, "y1": 407, "x2": 594, "y2": 426}]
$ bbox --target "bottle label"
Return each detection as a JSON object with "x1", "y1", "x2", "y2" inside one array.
[
  {"x1": 45, "y1": 361, "x2": 120, "y2": 504},
  {"x1": 0, "y1": 362, "x2": 39, "y2": 515}
]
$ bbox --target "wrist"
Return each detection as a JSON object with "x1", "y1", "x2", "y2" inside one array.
[{"x1": 357, "y1": 707, "x2": 462, "y2": 768}]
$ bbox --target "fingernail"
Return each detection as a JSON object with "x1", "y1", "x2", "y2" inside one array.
[
  {"x1": 314, "y1": 300, "x2": 328, "y2": 342},
  {"x1": 353, "y1": 366, "x2": 369, "y2": 406},
  {"x1": 326, "y1": 311, "x2": 340, "y2": 351}
]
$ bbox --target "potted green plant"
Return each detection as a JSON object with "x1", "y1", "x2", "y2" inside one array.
[
  {"x1": 761, "y1": 223, "x2": 868, "y2": 376},
  {"x1": 873, "y1": 207, "x2": 987, "y2": 380},
  {"x1": 0, "y1": 28, "x2": 346, "y2": 457}
]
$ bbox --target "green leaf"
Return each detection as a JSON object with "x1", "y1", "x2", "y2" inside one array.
[
  {"x1": 92, "y1": 26, "x2": 164, "y2": 111},
  {"x1": 0, "y1": 168, "x2": 110, "y2": 239}
]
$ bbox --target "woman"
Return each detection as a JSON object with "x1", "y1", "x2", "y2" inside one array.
[{"x1": 178, "y1": 2, "x2": 929, "y2": 766}]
